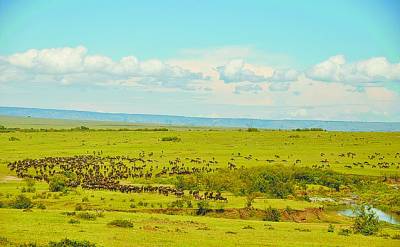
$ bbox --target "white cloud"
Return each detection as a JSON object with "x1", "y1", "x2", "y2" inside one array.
[
  {"x1": 306, "y1": 55, "x2": 400, "y2": 83},
  {"x1": 216, "y1": 59, "x2": 268, "y2": 83},
  {"x1": 8, "y1": 46, "x2": 87, "y2": 74},
  {"x1": 0, "y1": 46, "x2": 208, "y2": 90},
  {"x1": 270, "y1": 69, "x2": 300, "y2": 82},
  {"x1": 234, "y1": 83, "x2": 263, "y2": 94},
  {"x1": 1, "y1": 46, "x2": 399, "y2": 121}
]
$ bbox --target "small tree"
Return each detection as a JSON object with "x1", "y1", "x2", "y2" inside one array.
[
  {"x1": 352, "y1": 205, "x2": 381, "y2": 236},
  {"x1": 49, "y1": 175, "x2": 68, "y2": 192},
  {"x1": 264, "y1": 206, "x2": 281, "y2": 222},
  {"x1": 175, "y1": 175, "x2": 185, "y2": 190},
  {"x1": 10, "y1": 194, "x2": 33, "y2": 209},
  {"x1": 245, "y1": 193, "x2": 258, "y2": 208},
  {"x1": 196, "y1": 201, "x2": 210, "y2": 216}
]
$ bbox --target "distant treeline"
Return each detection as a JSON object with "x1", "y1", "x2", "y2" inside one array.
[
  {"x1": 292, "y1": 128, "x2": 326, "y2": 131},
  {"x1": 0, "y1": 125, "x2": 169, "y2": 133},
  {"x1": 0, "y1": 124, "x2": 326, "y2": 133}
]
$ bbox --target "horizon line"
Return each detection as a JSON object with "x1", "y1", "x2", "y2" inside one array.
[{"x1": 1, "y1": 105, "x2": 400, "y2": 124}]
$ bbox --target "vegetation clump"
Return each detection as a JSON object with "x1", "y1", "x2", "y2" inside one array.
[
  {"x1": 68, "y1": 219, "x2": 80, "y2": 224},
  {"x1": 338, "y1": 228, "x2": 351, "y2": 236},
  {"x1": 48, "y1": 238, "x2": 96, "y2": 247},
  {"x1": 352, "y1": 205, "x2": 381, "y2": 236},
  {"x1": 76, "y1": 212, "x2": 97, "y2": 221},
  {"x1": 49, "y1": 175, "x2": 68, "y2": 192},
  {"x1": 21, "y1": 179, "x2": 36, "y2": 193},
  {"x1": 264, "y1": 206, "x2": 281, "y2": 222},
  {"x1": 108, "y1": 219, "x2": 133, "y2": 228},
  {"x1": 10, "y1": 194, "x2": 33, "y2": 209},
  {"x1": 196, "y1": 201, "x2": 210, "y2": 215},
  {"x1": 293, "y1": 128, "x2": 325, "y2": 131},
  {"x1": 247, "y1": 128, "x2": 259, "y2": 132},
  {"x1": 161, "y1": 136, "x2": 181, "y2": 142}
]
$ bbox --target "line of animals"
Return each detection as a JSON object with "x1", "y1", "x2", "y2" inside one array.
[
  {"x1": 7, "y1": 150, "x2": 399, "y2": 198},
  {"x1": 7, "y1": 153, "x2": 228, "y2": 201}
]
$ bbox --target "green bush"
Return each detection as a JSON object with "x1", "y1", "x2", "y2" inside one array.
[
  {"x1": 75, "y1": 204, "x2": 84, "y2": 211},
  {"x1": 338, "y1": 228, "x2": 351, "y2": 236},
  {"x1": 247, "y1": 128, "x2": 259, "y2": 132},
  {"x1": 8, "y1": 136, "x2": 20, "y2": 141},
  {"x1": 10, "y1": 194, "x2": 33, "y2": 209},
  {"x1": 170, "y1": 200, "x2": 185, "y2": 208},
  {"x1": 68, "y1": 219, "x2": 80, "y2": 224},
  {"x1": 49, "y1": 175, "x2": 68, "y2": 192},
  {"x1": 76, "y1": 212, "x2": 97, "y2": 221},
  {"x1": 245, "y1": 193, "x2": 258, "y2": 208},
  {"x1": 48, "y1": 238, "x2": 96, "y2": 247},
  {"x1": 328, "y1": 224, "x2": 335, "y2": 232},
  {"x1": 108, "y1": 219, "x2": 133, "y2": 228},
  {"x1": 161, "y1": 136, "x2": 181, "y2": 142},
  {"x1": 352, "y1": 205, "x2": 381, "y2": 236},
  {"x1": 264, "y1": 206, "x2": 281, "y2": 222},
  {"x1": 196, "y1": 201, "x2": 210, "y2": 216}
]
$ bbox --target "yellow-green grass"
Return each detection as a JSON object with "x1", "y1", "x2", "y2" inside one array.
[
  {"x1": 0, "y1": 180, "x2": 321, "y2": 212},
  {"x1": 0, "y1": 208, "x2": 399, "y2": 247},
  {"x1": 1, "y1": 117, "x2": 400, "y2": 246},
  {"x1": 1, "y1": 129, "x2": 399, "y2": 177}
]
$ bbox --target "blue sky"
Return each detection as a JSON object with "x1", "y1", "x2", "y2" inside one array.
[{"x1": 0, "y1": 0, "x2": 399, "y2": 121}]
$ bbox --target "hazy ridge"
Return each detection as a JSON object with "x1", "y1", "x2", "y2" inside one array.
[{"x1": 1, "y1": 106, "x2": 399, "y2": 131}]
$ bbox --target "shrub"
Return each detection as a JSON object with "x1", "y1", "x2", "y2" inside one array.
[
  {"x1": 96, "y1": 211, "x2": 105, "y2": 218},
  {"x1": 76, "y1": 212, "x2": 97, "y2": 221},
  {"x1": 392, "y1": 234, "x2": 400, "y2": 240},
  {"x1": 8, "y1": 136, "x2": 20, "y2": 141},
  {"x1": 247, "y1": 128, "x2": 259, "y2": 132},
  {"x1": 245, "y1": 193, "x2": 258, "y2": 208},
  {"x1": 264, "y1": 206, "x2": 281, "y2": 222},
  {"x1": 75, "y1": 204, "x2": 84, "y2": 211},
  {"x1": 10, "y1": 194, "x2": 33, "y2": 209},
  {"x1": 37, "y1": 203, "x2": 46, "y2": 210},
  {"x1": 108, "y1": 219, "x2": 133, "y2": 228},
  {"x1": 161, "y1": 136, "x2": 181, "y2": 142},
  {"x1": 170, "y1": 200, "x2": 185, "y2": 208},
  {"x1": 338, "y1": 228, "x2": 351, "y2": 236},
  {"x1": 175, "y1": 175, "x2": 185, "y2": 190},
  {"x1": 352, "y1": 205, "x2": 381, "y2": 236},
  {"x1": 49, "y1": 175, "x2": 68, "y2": 192},
  {"x1": 196, "y1": 201, "x2": 210, "y2": 216},
  {"x1": 26, "y1": 178, "x2": 35, "y2": 188},
  {"x1": 68, "y1": 219, "x2": 80, "y2": 224},
  {"x1": 328, "y1": 224, "x2": 335, "y2": 232},
  {"x1": 48, "y1": 238, "x2": 96, "y2": 247},
  {"x1": 130, "y1": 203, "x2": 136, "y2": 208},
  {"x1": 82, "y1": 197, "x2": 89, "y2": 202},
  {"x1": 0, "y1": 236, "x2": 10, "y2": 245}
]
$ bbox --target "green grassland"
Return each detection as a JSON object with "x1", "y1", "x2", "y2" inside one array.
[{"x1": 0, "y1": 116, "x2": 399, "y2": 246}]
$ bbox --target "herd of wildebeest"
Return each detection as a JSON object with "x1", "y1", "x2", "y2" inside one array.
[
  {"x1": 6, "y1": 150, "x2": 400, "y2": 202},
  {"x1": 7, "y1": 151, "x2": 228, "y2": 201}
]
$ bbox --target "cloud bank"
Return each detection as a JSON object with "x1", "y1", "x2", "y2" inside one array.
[{"x1": 0, "y1": 46, "x2": 399, "y2": 121}]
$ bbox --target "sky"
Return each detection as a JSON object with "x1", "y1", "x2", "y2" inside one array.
[{"x1": 0, "y1": 0, "x2": 399, "y2": 122}]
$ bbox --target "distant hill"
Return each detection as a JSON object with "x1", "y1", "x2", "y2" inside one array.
[{"x1": 0, "y1": 106, "x2": 399, "y2": 131}]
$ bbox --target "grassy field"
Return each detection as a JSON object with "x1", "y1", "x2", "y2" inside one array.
[{"x1": 0, "y1": 116, "x2": 399, "y2": 246}]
